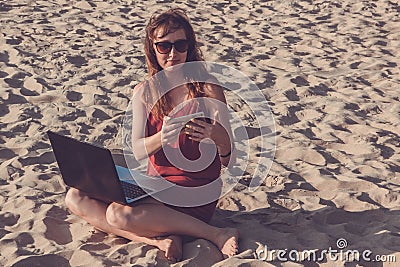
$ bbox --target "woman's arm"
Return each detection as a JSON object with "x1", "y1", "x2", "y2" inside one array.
[
  {"x1": 186, "y1": 82, "x2": 235, "y2": 167},
  {"x1": 130, "y1": 83, "x2": 187, "y2": 161},
  {"x1": 205, "y1": 83, "x2": 235, "y2": 167},
  {"x1": 130, "y1": 83, "x2": 163, "y2": 161}
]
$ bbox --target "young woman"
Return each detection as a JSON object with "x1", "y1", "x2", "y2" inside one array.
[{"x1": 65, "y1": 8, "x2": 238, "y2": 262}]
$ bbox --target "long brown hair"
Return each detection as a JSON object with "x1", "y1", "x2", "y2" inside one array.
[{"x1": 143, "y1": 8, "x2": 209, "y2": 119}]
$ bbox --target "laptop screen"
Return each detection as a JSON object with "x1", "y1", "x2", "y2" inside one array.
[{"x1": 48, "y1": 131, "x2": 127, "y2": 204}]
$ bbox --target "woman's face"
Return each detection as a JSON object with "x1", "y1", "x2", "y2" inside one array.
[{"x1": 153, "y1": 28, "x2": 188, "y2": 69}]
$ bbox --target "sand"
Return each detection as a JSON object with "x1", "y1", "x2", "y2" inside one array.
[{"x1": 1, "y1": 0, "x2": 400, "y2": 266}]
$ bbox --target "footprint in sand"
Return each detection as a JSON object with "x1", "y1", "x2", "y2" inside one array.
[
  {"x1": 67, "y1": 55, "x2": 88, "y2": 67},
  {"x1": 4, "y1": 78, "x2": 23, "y2": 89},
  {"x1": 66, "y1": 91, "x2": 82, "y2": 101},
  {"x1": 0, "y1": 212, "x2": 20, "y2": 227},
  {"x1": 44, "y1": 207, "x2": 72, "y2": 245},
  {"x1": 0, "y1": 70, "x2": 8, "y2": 78},
  {"x1": 18, "y1": 151, "x2": 55, "y2": 167},
  {"x1": 14, "y1": 232, "x2": 34, "y2": 247},
  {"x1": 182, "y1": 239, "x2": 223, "y2": 266},
  {"x1": 3, "y1": 91, "x2": 28, "y2": 104},
  {"x1": 0, "y1": 148, "x2": 17, "y2": 161},
  {"x1": 11, "y1": 254, "x2": 70, "y2": 267}
]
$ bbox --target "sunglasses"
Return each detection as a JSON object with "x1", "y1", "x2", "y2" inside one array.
[{"x1": 154, "y1": 39, "x2": 189, "y2": 54}]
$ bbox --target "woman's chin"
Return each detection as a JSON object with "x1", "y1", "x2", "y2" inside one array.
[{"x1": 164, "y1": 63, "x2": 184, "y2": 72}]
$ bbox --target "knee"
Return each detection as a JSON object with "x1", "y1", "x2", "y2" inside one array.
[
  {"x1": 106, "y1": 203, "x2": 130, "y2": 229},
  {"x1": 65, "y1": 188, "x2": 85, "y2": 216}
]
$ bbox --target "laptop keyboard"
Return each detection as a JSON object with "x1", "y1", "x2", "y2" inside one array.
[{"x1": 120, "y1": 180, "x2": 147, "y2": 199}]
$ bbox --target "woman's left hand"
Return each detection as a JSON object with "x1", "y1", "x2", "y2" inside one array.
[{"x1": 184, "y1": 118, "x2": 229, "y2": 147}]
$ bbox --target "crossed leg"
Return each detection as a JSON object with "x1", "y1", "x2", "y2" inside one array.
[{"x1": 65, "y1": 188, "x2": 238, "y2": 262}]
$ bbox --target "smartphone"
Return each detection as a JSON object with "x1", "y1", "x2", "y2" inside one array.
[{"x1": 169, "y1": 112, "x2": 205, "y2": 124}]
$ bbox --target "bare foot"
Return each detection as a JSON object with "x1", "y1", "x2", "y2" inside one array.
[
  {"x1": 154, "y1": 235, "x2": 183, "y2": 262},
  {"x1": 214, "y1": 228, "x2": 239, "y2": 257}
]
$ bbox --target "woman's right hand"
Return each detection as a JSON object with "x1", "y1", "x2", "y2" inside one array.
[{"x1": 161, "y1": 116, "x2": 186, "y2": 146}]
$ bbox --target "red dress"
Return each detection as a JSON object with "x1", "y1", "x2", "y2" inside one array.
[{"x1": 146, "y1": 104, "x2": 222, "y2": 223}]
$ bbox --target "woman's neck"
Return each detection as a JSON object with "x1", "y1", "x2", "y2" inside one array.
[{"x1": 164, "y1": 68, "x2": 185, "y2": 86}]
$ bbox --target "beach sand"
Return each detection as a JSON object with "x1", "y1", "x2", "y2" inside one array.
[{"x1": 1, "y1": 0, "x2": 399, "y2": 266}]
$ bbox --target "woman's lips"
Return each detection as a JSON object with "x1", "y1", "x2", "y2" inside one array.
[{"x1": 168, "y1": 60, "x2": 180, "y2": 65}]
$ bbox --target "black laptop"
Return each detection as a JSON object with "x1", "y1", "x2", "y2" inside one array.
[{"x1": 47, "y1": 131, "x2": 172, "y2": 205}]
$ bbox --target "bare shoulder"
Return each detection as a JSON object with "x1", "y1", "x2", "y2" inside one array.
[
  {"x1": 203, "y1": 78, "x2": 227, "y2": 104},
  {"x1": 131, "y1": 81, "x2": 148, "y2": 103},
  {"x1": 133, "y1": 81, "x2": 146, "y2": 93}
]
